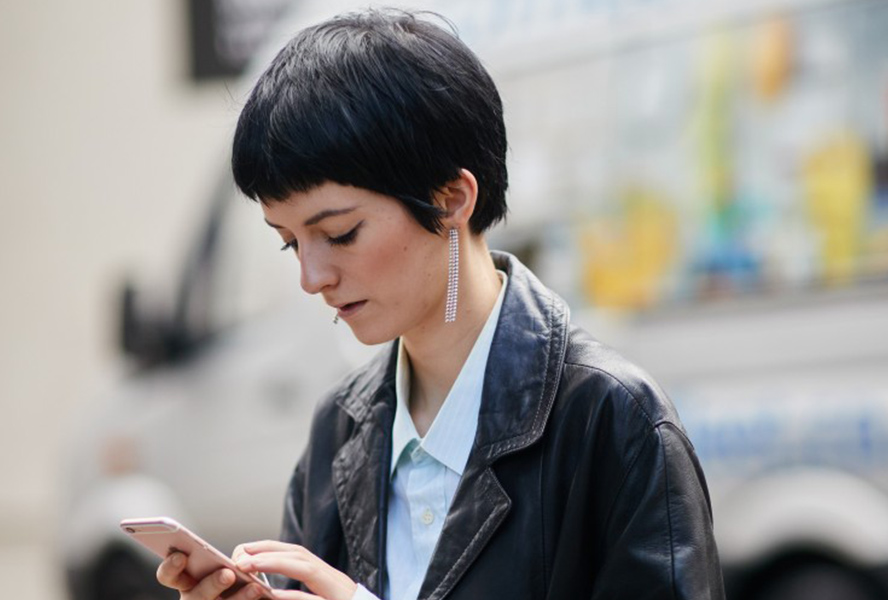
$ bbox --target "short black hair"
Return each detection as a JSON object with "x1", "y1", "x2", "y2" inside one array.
[{"x1": 231, "y1": 8, "x2": 508, "y2": 234}]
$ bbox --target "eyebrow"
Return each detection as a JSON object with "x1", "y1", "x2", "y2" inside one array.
[{"x1": 264, "y1": 206, "x2": 358, "y2": 230}]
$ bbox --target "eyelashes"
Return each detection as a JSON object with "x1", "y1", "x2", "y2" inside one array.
[
  {"x1": 280, "y1": 221, "x2": 364, "y2": 253},
  {"x1": 328, "y1": 222, "x2": 362, "y2": 246}
]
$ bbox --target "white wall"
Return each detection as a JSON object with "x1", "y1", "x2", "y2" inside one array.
[{"x1": 0, "y1": 1, "x2": 241, "y2": 596}]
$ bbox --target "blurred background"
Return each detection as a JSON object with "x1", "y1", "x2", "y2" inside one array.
[
  {"x1": 2, "y1": 0, "x2": 887, "y2": 599},
  {"x1": 0, "y1": 1, "x2": 248, "y2": 598}
]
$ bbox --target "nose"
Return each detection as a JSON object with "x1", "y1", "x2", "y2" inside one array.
[{"x1": 299, "y1": 246, "x2": 338, "y2": 295}]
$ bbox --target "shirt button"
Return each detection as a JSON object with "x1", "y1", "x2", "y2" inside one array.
[{"x1": 421, "y1": 508, "x2": 435, "y2": 526}]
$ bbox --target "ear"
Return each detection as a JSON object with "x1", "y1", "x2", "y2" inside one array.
[{"x1": 436, "y1": 169, "x2": 478, "y2": 230}]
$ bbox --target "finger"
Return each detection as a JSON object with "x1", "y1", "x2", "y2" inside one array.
[
  {"x1": 238, "y1": 552, "x2": 356, "y2": 600},
  {"x1": 240, "y1": 540, "x2": 303, "y2": 555},
  {"x1": 220, "y1": 582, "x2": 273, "y2": 600},
  {"x1": 237, "y1": 552, "x2": 312, "y2": 577},
  {"x1": 156, "y1": 552, "x2": 198, "y2": 591},
  {"x1": 232, "y1": 543, "x2": 251, "y2": 563},
  {"x1": 236, "y1": 549, "x2": 309, "y2": 569},
  {"x1": 271, "y1": 591, "x2": 324, "y2": 600},
  {"x1": 189, "y1": 567, "x2": 237, "y2": 599}
]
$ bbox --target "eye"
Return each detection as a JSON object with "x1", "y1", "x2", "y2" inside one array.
[
  {"x1": 327, "y1": 221, "x2": 363, "y2": 247},
  {"x1": 280, "y1": 239, "x2": 298, "y2": 252}
]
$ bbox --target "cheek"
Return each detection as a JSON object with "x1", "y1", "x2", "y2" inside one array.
[{"x1": 373, "y1": 238, "x2": 440, "y2": 302}]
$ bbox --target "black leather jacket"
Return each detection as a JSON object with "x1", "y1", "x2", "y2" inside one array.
[{"x1": 279, "y1": 251, "x2": 725, "y2": 600}]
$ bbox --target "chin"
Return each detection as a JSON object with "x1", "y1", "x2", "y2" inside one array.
[{"x1": 349, "y1": 323, "x2": 398, "y2": 347}]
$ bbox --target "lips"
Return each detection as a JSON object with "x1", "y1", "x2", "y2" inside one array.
[{"x1": 336, "y1": 300, "x2": 367, "y2": 319}]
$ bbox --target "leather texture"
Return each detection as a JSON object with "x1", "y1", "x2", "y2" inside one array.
[{"x1": 278, "y1": 251, "x2": 726, "y2": 600}]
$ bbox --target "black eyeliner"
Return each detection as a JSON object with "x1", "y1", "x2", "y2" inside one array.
[{"x1": 328, "y1": 221, "x2": 364, "y2": 246}]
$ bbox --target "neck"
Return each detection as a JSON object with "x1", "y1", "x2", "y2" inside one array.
[{"x1": 402, "y1": 239, "x2": 501, "y2": 434}]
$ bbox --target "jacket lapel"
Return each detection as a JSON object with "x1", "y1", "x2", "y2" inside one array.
[
  {"x1": 418, "y1": 252, "x2": 570, "y2": 600},
  {"x1": 331, "y1": 347, "x2": 397, "y2": 595}
]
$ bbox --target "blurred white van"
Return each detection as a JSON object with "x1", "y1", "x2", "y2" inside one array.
[{"x1": 60, "y1": 1, "x2": 888, "y2": 599}]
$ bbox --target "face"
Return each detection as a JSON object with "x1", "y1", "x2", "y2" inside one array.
[{"x1": 262, "y1": 182, "x2": 449, "y2": 345}]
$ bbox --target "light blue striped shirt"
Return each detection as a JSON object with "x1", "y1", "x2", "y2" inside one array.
[{"x1": 352, "y1": 271, "x2": 507, "y2": 600}]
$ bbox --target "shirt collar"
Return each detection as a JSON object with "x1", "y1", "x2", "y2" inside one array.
[{"x1": 391, "y1": 270, "x2": 508, "y2": 477}]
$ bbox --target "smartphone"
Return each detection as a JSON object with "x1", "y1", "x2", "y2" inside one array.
[{"x1": 120, "y1": 516, "x2": 275, "y2": 599}]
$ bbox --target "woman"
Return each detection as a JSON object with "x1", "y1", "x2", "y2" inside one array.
[{"x1": 157, "y1": 8, "x2": 724, "y2": 600}]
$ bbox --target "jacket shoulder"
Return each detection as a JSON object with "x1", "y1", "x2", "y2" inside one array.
[{"x1": 561, "y1": 324, "x2": 683, "y2": 431}]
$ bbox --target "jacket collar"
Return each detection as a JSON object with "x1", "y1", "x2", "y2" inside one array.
[
  {"x1": 331, "y1": 251, "x2": 571, "y2": 598},
  {"x1": 475, "y1": 250, "x2": 570, "y2": 457}
]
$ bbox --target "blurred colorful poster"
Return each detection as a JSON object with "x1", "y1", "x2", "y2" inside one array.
[{"x1": 513, "y1": 0, "x2": 888, "y2": 311}]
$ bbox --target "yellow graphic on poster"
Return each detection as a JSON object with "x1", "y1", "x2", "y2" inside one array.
[
  {"x1": 693, "y1": 28, "x2": 766, "y2": 298},
  {"x1": 750, "y1": 15, "x2": 793, "y2": 103},
  {"x1": 579, "y1": 189, "x2": 678, "y2": 310},
  {"x1": 698, "y1": 30, "x2": 734, "y2": 213},
  {"x1": 802, "y1": 131, "x2": 872, "y2": 285}
]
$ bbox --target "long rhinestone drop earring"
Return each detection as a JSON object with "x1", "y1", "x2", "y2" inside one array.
[{"x1": 445, "y1": 227, "x2": 459, "y2": 323}]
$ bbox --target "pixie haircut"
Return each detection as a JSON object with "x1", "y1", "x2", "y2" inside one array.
[{"x1": 231, "y1": 9, "x2": 508, "y2": 235}]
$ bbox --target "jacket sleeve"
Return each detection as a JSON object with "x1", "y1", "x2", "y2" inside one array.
[
  {"x1": 280, "y1": 460, "x2": 306, "y2": 546},
  {"x1": 275, "y1": 392, "x2": 356, "y2": 591},
  {"x1": 592, "y1": 421, "x2": 725, "y2": 600}
]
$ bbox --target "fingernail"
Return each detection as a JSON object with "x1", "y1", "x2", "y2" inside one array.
[
  {"x1": 218, "y1": 569, "x2": 234, "y2": 585},
  {"x1": 171, "y1": 553, "x2": 184, "y2": 568},
  {"x1": 247, "y1": 585, "x2": 262, "y2": 600}
]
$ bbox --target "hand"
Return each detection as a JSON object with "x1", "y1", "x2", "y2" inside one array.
[
  {"x1": 156, "y1": 551, "x2": 271, "y2": 600},
  {"x1": 233, "y1": 540, "x2": 358, "y2": 600}
]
